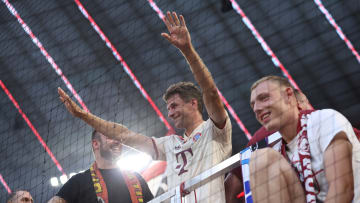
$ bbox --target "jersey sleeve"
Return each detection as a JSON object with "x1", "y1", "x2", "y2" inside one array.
[
  {"x1": 134, "y1": 172, "x2": 154, "y2": 202},
  {"x1": 56, "y1": 173, "x2": 81, "y2": 202},
  {"x1": 151, "y1": 136, "x2": 171, "y2": 161},
  {"x1": 211, "y1": 111, "x2": 232, "y2": 146},
  {"x1": 309, "y1": 109, "x2": 355, "y2": 153}
]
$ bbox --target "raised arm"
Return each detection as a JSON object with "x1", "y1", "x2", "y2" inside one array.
[
  {"x1": 161, "y1": 11, "x2": 227, "y2": 128},
  {"x1": 58, "y1": 87, "x2": 155, "y2": 156},
  {"x1": 324, "y1": 131, "x2": 354, "y2": 203}
]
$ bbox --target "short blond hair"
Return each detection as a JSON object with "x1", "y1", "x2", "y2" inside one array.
[{"x1": 251, "y1": 75, "x2": 293, "y2": 91}]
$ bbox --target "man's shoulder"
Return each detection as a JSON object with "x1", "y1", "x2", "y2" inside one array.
[
  {"x1": 205, "y1": 115, "x2": 231, "y2": 130},
  {"x1": 306, "y1": 109, "x2": 349, "y2": 128},
  {"x1": 68, "y1": 169, "x2": 90, "y2": 182},
  {"x1": 153, "y1": 134, "x2": 178, "y2": 143},
  {"x1": 306, "y1": 108, "x2": 340, "y2": 118},
  {"x1": 56, "y1": 169, "x2": 93, "y2": 202},
  {"x1": 164, "y1": 134, "x2": 183, "y2": 141},
  {"x1": 306, "y1": 109, "x2": 355, "y2": 151}
]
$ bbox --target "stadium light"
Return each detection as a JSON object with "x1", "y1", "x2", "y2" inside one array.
[
  {"x1": 117, "y1": 152, "x2": 152, "y2": 172},
  {"x1": 50, "y1": 177, "x2": 59, "y2": 187},
  {"x1": 59, "y1": 175, "x2": 68, "y2": 185}
]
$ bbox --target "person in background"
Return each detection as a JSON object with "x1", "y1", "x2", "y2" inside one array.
[
  {"x1": 48, "y1": 130, "x2": 153, "y2": 203},
  {"x1": 7, "y1": 190, "x2": 33, "y2": 203}
]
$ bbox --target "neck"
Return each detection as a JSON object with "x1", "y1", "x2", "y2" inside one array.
[
  {"x1": 184, "y1": 115, "x2": 204, "y2": 137},
  {"x1": 279, "y1": 108, "x2": 300, "y2": 144},
  {"x1": 95, "y1": 156, "x2": 117, "y2": 169}
]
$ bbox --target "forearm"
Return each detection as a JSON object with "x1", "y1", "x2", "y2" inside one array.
[
  {"x1": 78, "y1": 111, "x2": 129, "y2": 140},
  {"x1": 324, "y1": 132, "x2": 354, "y2": 203},
  {"x1": 78, "y1": 111, "x2": 155, "y2": 155},
  {"x1": 181, "y1": 45, "x2": 217, "y2": 93},
  {"x1": 181, "y1": 45, "x2": 227, "y2": 125},
  {"x1": 325, "y1": 184, "x2": 354, "y2": 203},
  {"x1": 162, "y1": 12, "x2": 226, "y2": 125},
  {"x1": 324, "y1": 158, "x2": 354, "y2": 203}
]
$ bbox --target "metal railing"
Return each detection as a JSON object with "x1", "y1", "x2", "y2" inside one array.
[{"x1": 148, "y1": 153, "x2": 241, "y2": 203}]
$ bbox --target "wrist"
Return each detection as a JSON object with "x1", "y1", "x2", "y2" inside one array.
[
  {"x1": 180, "y1": 42, "x2": 193, "y2": 55},
  {"x1": 77, "y1": 109, "x2": 88, "y2": 119},
  {"x1": 181, "y1": 44, "x2": 196, "y2": 59}
]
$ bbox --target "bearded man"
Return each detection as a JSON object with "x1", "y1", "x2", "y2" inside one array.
[{"x1": 48, "y1": 130, "x2": 153, "y2": 203}]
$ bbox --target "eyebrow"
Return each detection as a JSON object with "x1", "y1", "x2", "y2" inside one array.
[
  {"x1": 257, "y1": 92, "x2": 269, "y2": 99},
  {"x1": 250, "y1": 92, "x2": 269, "y2": 107}
]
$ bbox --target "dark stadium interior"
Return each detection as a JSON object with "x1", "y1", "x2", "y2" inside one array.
[{"x1": 0, "y1": 0, "x2": 359, "y2": 201}]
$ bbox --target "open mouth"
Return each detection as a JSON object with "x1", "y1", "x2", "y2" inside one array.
[{"x1": 260, "y1": 112, "x2": 271, "y2": 123}]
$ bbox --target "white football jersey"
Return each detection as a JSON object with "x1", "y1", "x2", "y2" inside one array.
[
  {"x1": 273, "y1": 109, "x2": 360, "y2": 202},
  {"x1": 153, "y1": 115, "x2": 232, "y2": 203}
]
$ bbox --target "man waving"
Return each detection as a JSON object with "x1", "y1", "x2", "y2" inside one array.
[{"x1": 58, "y1": 11, "x2": 231, "y2": 203}]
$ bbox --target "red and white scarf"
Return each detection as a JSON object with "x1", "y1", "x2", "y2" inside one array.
[
  {"x1": 280, "y1": 111, "x2": 317, "y2": 203},
  {"x1": 90, "y1": 162, "x2": 144, "y2": 203}
]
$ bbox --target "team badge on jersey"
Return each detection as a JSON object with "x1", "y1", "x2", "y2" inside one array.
[{"x1": 193, "y1": 133, "x2": 202, "y2": 142}]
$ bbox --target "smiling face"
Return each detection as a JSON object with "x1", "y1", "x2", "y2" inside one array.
[
  {"x1": 166, "y1": 93, "x2": 196, "y2": 129},
  {"x1": 93, "y1": 132, "x2": 122, "y2": 162},
  {"x1": 250, "y1": 80, "x2": 293, "y2": 132}
]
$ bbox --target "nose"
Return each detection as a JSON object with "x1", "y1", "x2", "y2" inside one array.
[{"x1": 253, "y1": 101, "x2": 263, "y2": 116}]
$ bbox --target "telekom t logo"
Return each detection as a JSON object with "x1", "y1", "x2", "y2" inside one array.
[{"x1": 175, "y1": 148, "x2": 193, "y2": 175}]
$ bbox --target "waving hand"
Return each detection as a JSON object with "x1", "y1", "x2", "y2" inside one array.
[
  {"x1": 58, "y1": 87, "x2": 86, "y2": 118},
  {"x1": 161, "y1": 11, "x2": 191, "y2": 51},
  {"x1": 161, "y1": 11, "x2": 228, "y2": 129}
]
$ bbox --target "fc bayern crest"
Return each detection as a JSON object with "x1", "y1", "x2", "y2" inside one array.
[{"x1": 193, "y1": 132, "x2": 202, "y2": 142}]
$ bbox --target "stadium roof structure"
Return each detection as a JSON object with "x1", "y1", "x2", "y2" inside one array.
[{"x1": 0, "y1": 0, "x2": 359, "y2": 201}]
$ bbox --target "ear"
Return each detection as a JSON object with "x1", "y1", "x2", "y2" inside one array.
[
  {"x1": 297, "y1": 103, "x2": 303, "y2": 111},
  {"x1": 92, "y1": 139, "x2": 100, "y2": 150},
  {"x1": 284, "y1": 87, "x2": 294, "y2": 103},
  {"x1": 191, "y1": 98, "x2": 198, "y2": 108}
]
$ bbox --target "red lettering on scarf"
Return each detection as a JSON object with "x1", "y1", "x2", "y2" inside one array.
[{"x1": 280, "y1": 112, "x2": 317, "y2": 203}]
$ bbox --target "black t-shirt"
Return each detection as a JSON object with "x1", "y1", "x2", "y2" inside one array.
[{"x1": 57, "y1": 168, "x2": 153, "y2": 203}]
